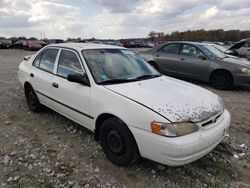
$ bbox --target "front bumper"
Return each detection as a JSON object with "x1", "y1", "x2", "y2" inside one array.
[
  {"x1": 234, "y1": 73, "x2": 250, "y2": 87},
  {"x1": 130, "y1": 110, "x2": 231, "y2": 166}
]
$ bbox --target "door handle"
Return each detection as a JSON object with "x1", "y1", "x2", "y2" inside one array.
[
  {"x1": 180, "y1": 58, "x2": 185, "y2": 61},
  {"x1": 30, "y1": 73, "x2": 34, "y2": 77},
  {"x1": 52, "y1": 82, "x2": 59, "y2": 88},
  {"x1": 156, "y1": 54, "x2": 160, "y2": 57}
]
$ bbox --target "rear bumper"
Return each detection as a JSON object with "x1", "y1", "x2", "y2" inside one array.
[{"x1": 130, "y1": 110, "x2": 231, "y2": 166}]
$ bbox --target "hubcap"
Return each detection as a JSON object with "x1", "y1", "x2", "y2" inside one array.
[
  {"x1": 106, "y1": 129, "x2": 125, "y2": 155},
  {"x1": 216, "y1": 76, "x2": 226, "y2": 86}
]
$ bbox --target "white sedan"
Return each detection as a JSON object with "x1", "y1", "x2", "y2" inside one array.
[{"x1": 18, "y1": 43, "x2": 231, "y2": 166}]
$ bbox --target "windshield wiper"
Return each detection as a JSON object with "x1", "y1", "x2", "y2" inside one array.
[
  {"x1": 98, "y1": 78, "x2": 131, "y2": 85},
  {"x1": 134, "y1": 74, "x2": 161, "y2": 80}
]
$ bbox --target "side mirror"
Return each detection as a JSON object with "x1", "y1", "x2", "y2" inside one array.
[
  {"x1": 67, "y1": 73, "x2": 90, "y2": 86},
  {"x1": 24, "y1": 55, "x2": 32, "y2": 61},
  {"x1": 198, "y1": 54, "x2": 207, "y2": 60}
]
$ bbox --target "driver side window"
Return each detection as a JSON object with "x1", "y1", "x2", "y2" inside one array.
[
  {"x1": 57, "y1": 50, "x2": 84, "y2": 78},
  {"x1": 181, "y1": 44, "x2": 202, "y2": 57}
]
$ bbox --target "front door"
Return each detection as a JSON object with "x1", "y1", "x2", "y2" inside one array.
[
  {"x1": 51, "y1": 49, "x2": 91, "y2": 128},
  {"x1": 178, "y1": 44, "x2": 210, "y2": 81}
]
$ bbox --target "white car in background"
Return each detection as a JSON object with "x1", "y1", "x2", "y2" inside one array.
[{"x1": 18, "y1": 43, "x2": 230, "y2": 166}]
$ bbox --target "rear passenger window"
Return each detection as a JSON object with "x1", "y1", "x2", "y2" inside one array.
[
  {"x1": 57, "y1": 50, "x2": 84, "y2": 78},
  {"x1": 34, "y1": 49, "x2": 59, "y2": 73},
  {"x1": 158, "y1": 43, "x2": 180, "y2": 54}
]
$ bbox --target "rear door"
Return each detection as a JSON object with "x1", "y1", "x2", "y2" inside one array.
[
  {"x1": 178, "y1": 44, "x2": 210, "y2": 81},
  {"x1": 153, "y1": 43, "x2": 181, "y2": 76},
  {"x1": 51, "y1": 49, "x2": 91, "y2": 128},
  {"x1": 31, "y1": 48, "x2": 59, "y2": 108}
]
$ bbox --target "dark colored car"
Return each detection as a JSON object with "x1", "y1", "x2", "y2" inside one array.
[
  {"x1": 122, "y1": 41, "x2": 134, "y2": 48},
  {"x1": 139, "y1": 41, "x2": 250, "y2": 90},
  {"x1": 0, "y1": 40, "x2": 13, "y2": 49},
  {"x1": 37, "y1": 41, "x2": 48, "y2": 47},
  {"x1": 23, "y1": 41, "x2": 43, "y2": 51},
  {"x1": 47, "y1": 39, "x2": 64, "y2": 44},
  {"x1": 14, "y1": 40, "x2": 25, "y2": 49}
]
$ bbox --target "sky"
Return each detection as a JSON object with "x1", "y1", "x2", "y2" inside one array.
[{"x1": 0, "y1": 0, "x2": 250, "y2": 39}]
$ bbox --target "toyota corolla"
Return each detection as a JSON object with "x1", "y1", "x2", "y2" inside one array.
[{"x1": 18, "y1": 43, "x2": 231, "y2": 166}]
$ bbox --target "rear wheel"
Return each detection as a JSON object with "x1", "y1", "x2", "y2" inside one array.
[
  {"x1": 99, "y1": 117, "x2": 139, "y2": 166},
  {"x1": 25, "y1": 85, "x2": 41, "y2": 112},
  {"x1": 211, "y1": 71, "x2": 233, "y2": 90}
]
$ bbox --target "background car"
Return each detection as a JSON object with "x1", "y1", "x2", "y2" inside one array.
[
  {"x1": 13, "y1": 40, "x2": 25, "y2": 49},
  {"x1": 227, "y1": 38, "x2": 250, "y2": 60},
  {"x1": 0, "y1": 40, "x2": 13, "y2": 49},
  {"x1": 139, "y1": 41, "x2": 250, "y2": 90},
  {"x1": 23, "y1": 41, "x2": 43, "y2": 51}
]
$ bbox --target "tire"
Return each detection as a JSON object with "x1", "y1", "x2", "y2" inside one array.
[
  {"x1": 99, "y1": 117, "x2": 139, "y2": 166},
  {"x1": 211, "y1": 71, "x2": 233, "y2": 90},
  {"x1": 25, "y1": 85, "x2": 41, "y2": 112},
  {"x1": 148, "y1": 61, "x2": 159, "y2": 71}
]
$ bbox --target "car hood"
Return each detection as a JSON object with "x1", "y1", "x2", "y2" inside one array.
[
  {"x1": 222, "y1": 57, "x2": 250, "y2": 66},
  {"x1": 104, "y1": 76, "x2": 223, "y2": 123}
]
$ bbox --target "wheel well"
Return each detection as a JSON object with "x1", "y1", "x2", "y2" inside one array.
[
  {"x1": 94, "y1": 113, "x2": 117, "y2": 140},
  {"x1": 210, "y1": 69, "x2": 234, "y2": 83},
  {"x1": 94, "y1": 113, "x2": 141, "y2": 160}
]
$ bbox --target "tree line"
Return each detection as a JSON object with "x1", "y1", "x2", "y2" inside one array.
[
  {"x1": 1, "y1": 29, "x2": 250, "y2": 42},
  {"x1": 148, "y1": 29, "x2": 250, "y2": 42}
]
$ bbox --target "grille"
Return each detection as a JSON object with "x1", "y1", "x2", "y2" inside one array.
[{"x1": 201, "y1": 112, "x2": 222, "y2": 127}]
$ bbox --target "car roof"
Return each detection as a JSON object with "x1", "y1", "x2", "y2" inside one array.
[
  {"x1": 47, "y1": 42, "x2": 125, "y2": 50},
  {"x1": 166, "y1": 41, "x2": 204, "y2": 45}
]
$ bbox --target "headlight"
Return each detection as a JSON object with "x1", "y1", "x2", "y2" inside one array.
[
  {"x1": 151, "y1": 121, "x2": 199, "y2": 137},
  {"x1": 241, "y1": 68, "x2": 250, "y2": 74}
]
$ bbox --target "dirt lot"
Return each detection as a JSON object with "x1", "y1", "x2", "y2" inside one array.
[{"x1": 0, "y1": 49, "x2": 250, "y2": 188}]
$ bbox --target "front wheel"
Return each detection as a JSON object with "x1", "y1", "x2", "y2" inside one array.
[
  {"x1": 99, "y1": 117, "x2": 139, "y2": 166},
  {"x1": 211, "y1": 71, "x2": 233, "y2": 90}
]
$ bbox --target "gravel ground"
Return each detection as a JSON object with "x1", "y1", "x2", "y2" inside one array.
[{"x1": 0, "y1": 49, "x2": 250, "y2": 188}]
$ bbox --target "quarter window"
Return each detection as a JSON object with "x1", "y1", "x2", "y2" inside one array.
[
  {"x1": 158, "y1": 43, "x2": 180, "y2": 54},
  {"x1": 57, "y1": 50, "x2": 84, "y2": 78},
  {"x1": 34, "y1": 49, "x2": 59, "y2": 73},
  {"x1": 181, "y1": 44, "x2": 202, "y2": 57}
]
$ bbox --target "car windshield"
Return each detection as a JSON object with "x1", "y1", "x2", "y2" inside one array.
[
  {"x1": 198, "y1": 44, "x2": 226, "y2": 59},
  {"x1": 82, "y1": 49, "x2": 160, "y2": 84},
  {"x1": 212, "y1": 44, "x2": 226, "y2": 53}
]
